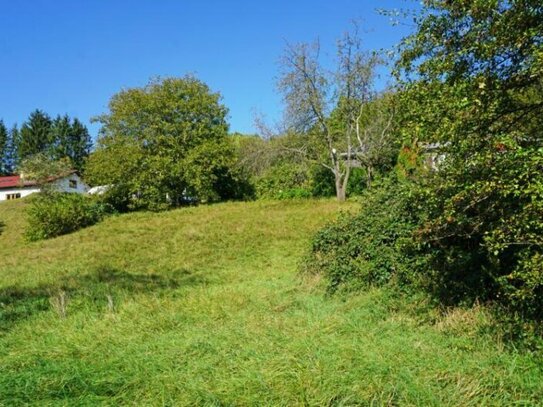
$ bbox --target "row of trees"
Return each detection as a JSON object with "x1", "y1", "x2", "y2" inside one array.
[
  {"x1": 3, "y1": 25, "x2": 393, "y2": 208},
  {"x1": 0, "y1": 110, "x2": 92, "y2": 175}
]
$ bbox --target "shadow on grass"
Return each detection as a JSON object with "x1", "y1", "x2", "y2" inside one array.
[
  {"x1": 0, "y1": 266, "x2": 205, "y2": 334},
  {"x1": 0, "y1": 220, "x2": 4, "y2": 236}
]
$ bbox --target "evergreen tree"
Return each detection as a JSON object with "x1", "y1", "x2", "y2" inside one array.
[
  {"x1": 0, "y1": 120, "x2": 8, "y2": 175},
  {"x1": 6, "y1": 125, "x2": 20, "y2": 174},
  {"x1": 18, "y1": 109, "x2": 53, "y2": 161},
  {"x1": 50, "y1": 115, "x2": 92, "y2": 172},
  {"x1": 50, "y1": 115, "x2": 72, "y2": 161},
  {"x1": 69, "y1": 118, "x2": 92, "y2": 172}
]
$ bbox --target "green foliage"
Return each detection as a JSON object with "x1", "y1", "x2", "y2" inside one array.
[
  {"x1": 395, "y1": 144, "x2": 424, "y2": 180},
  {"x1": 303, "y1": 178, "x2": 424, "y2": 292},
  {"x1": 50, "y1": 116, "x2": 92, "y2": 173},
  {"x1": 182, "y1": 138, "x2": 254, "y2": 202},
  {"x1": 5, "y1": 125, "x2": 20, "y2": 174},
  {"x1": 395, "y1": 0, "x2": 543, "y2": 320},
  {"x1": 18, "y1": 110, "x2": 53, "y2": 161},
  {"x1": 3, "y1": 111, "x2": 91, "y2": 172},
  {"x1": 86, "y1": 76, "x2": 243, "y2": 211},
  {"x1": 255, "y1": 162, "x2": 312, "y2": 200},
  {"x1": 17, "y1": 153, "x2": 73, "y2": 192},
  {"x1": 25, "y1": 193, "x2": 113, "y2": 241},
  {"x1": 0, "y1": 120, "x2": 8, "y2": 175},
  {"x1": 417, "y1": 145, "x2": 543, "y2": 319}
]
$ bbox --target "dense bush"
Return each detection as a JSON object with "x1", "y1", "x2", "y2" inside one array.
[
  {"x1": 254, "y1": 162, "x2": 312, "y2": 200},
  {"x1": 417, "y1": 145, "x2": 543, "y2": 320},
  {"x1": 302, "y1": 178, "x2": 424, "y2": 292},
  {"x1": 26, "y1": 193, "x2": 113, "y2": 241},
  {"x1": 254, "y1": 162, "x2": 369, "y2": 200},
  {"x1": 394, "y1": 1, "x2": 543, "y2": 321}
]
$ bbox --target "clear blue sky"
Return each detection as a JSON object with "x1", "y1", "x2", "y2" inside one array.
[{"x1": 0, "y1": 0, "x2": 416, "y2": 140}]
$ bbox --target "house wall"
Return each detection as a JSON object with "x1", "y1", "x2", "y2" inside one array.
[
  {"x1": 0, "y1": 186, "x2": 41, "y2": 201},
  {"x1": 0, "y1": 174, "x2": 89, "y2": 201},
  {"x1": 52, "y1": 174, "x2": 89, "y2": 194}
]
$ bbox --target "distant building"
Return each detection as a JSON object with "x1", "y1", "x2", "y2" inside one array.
[
  {"x1": 0, "y1": 171, "x2": 89, "y2": 201},
  {"x1": 419, "y1": 142, "x2": 449, "y2": 170}
]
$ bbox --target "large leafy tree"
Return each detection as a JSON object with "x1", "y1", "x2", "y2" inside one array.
[
  {"x1": 398, "y1": 1, "x2": 543, "y2": 317},
  {"x1": 86, "y1": 76, "x2": 240, "y2": 211}
]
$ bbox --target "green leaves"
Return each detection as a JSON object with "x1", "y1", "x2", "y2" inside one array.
[
  {"x1": 86, "y1": 76, "x2": 243, "y2": 211},
  {"x1": 396, "y1": 0, "x2": 543, "y2": 319}
]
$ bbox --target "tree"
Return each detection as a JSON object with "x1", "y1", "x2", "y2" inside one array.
[
  {"x1": 278, "y1": 25, "x2": 380, "y2": 201},
  {"x1": 5, "y1": 125, "x2": 20, "y2": 174},
  {"x1": 0, "y1": 120, "x2": 8, "y2": 175},
  {"x1": 50, "y1": 115, "x2": 72, "y2": 161},
  {"x1": 397, "y1": 1, "x2": 543, "y2": 318},
  {"x1": 68, "y1": 118, "x2": 92, "y2": 172},
  {"x1": 86, "y1": 76, "x2": 240, "y2": 211},
  {"x1": 328, "y1": 92, "x2": 398, "y2": 189},
  {"x1": 50, "y1": 115, "x2": 92, "y2": 172},
  {"x1": 18, "y1": 109, "x2": 53, "y2": 161}
]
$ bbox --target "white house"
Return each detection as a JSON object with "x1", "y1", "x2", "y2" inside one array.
[{"x1": 0, "y1": 171, "x2": 89, "y2": 201}]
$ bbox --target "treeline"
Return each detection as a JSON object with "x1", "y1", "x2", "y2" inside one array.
[{"x1": 0, "y1": 109, "x2": 92, "y2": 175}]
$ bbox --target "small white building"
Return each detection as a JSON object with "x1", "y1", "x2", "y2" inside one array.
[{"x1": 0, "y1": 171, "x2": 89, "y2": 201}]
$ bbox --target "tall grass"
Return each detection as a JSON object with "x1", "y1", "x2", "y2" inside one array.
[{"x1": 0, "y1": 199, "x2": 541, "y2": 405}]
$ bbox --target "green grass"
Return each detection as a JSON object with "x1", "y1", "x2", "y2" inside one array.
[{"x1": 0, "y1": 198, "x2": 541, "y2": 406}]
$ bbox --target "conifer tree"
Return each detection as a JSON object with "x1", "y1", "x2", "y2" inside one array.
[
  {"x1": 68, "y1": 118, "x2": 92, "y2": 172},
  {"x1": 18, "y1": 109, "x2": 53, "y2": 161},
  {"x1": 6, "y1": 125, "x2": 19, "y2": 174},
  {"x1": 0, "y1": 120, "x2": 8, "y2": 175},
  {"x1": 50, "y1": 115, "x2": 92, "y2": 172}
]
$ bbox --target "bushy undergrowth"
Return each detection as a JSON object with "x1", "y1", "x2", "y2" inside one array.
[
  {"x1": 304, "y1": 164, "x2": 543, "y2": 326},
  {"x1": 254, "y1": 163, "x2": 313, "y2": 200},
  {"x1": 26, "y1": 192, "x2": 114, "y2": 241},
  {"x1": 418, "y1": 145, "x2": 543, "y2": 322},
  {"x1": 303, "y1": 178, "x2": 424, "y2": 292},
  {"x1": 255, "y1": 162, "x2": 372, "y2": 200}
]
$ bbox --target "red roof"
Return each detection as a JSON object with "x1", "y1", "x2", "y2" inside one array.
[
  {"x1": 0, "y1": 175, "x2": 39, "y2": 189},
  {"x1": 0, "y1": 175, "x2": 23, "y2": 189},
  {"x1": 0, "y1": 171, "x2": 78, "y2": 190}
]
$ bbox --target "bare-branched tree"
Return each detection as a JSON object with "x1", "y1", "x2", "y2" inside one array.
[{"x1": 277, "y1": 24, "x2": 381, "y2": 201}]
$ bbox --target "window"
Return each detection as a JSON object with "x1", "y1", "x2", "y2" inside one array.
[
  {"x1": 6, "y1": 193, "x2": 21, "y2": 200},
  {"x1": 69, "y1": 180, "x2": 77, "y2": 189}
]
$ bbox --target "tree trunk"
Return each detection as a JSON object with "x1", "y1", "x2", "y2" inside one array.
[
  {"x1": 366, "y1": 165, "x2": 372, "y2": 189},
  {"x1": 335, "y1": 176, "x2": 346, "y2": 202}
]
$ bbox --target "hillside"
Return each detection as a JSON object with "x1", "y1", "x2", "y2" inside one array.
[{"x1": 0, "y1": 199, "x2": 541, "y2": 405}]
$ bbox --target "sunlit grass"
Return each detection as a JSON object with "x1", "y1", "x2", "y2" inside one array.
[{"x1": 0, "y1": 198, "x2": 541, "y2": 405}]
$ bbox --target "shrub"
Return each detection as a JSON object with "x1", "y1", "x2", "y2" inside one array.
[
  {"x1": 418, "y1": 145, "x2": 543, "y2": 320},
  {"x1": 26, "y1": 193, "x2": 114, "y2": 241},
  {"x1": 255, "y1": 163, "x2": 312, "y2": 200},
  {"x1": 302, "y1": 178, "x2": 424, "y2": 292}
]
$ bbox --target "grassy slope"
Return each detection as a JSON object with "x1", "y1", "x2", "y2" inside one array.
[{"x1": 0, "y1": 199, "x2": 541, "y2": 406}]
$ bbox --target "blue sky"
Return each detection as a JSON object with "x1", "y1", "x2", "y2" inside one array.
[{"x1": 0, "y1": 0, "x2": 416, "y2": 139}]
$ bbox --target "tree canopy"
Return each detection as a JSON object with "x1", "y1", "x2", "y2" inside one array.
[{"x1": 86, "y1": 76, "x2": 247, "y2": 211}]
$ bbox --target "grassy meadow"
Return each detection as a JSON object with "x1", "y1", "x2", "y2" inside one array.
[{"x1": 0, "y1": 198, "x2": 541, "y2": 405}]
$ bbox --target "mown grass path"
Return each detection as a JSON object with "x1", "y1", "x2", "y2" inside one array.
[{"x1": 0, "y1": 200, "x2": 541, "y2": 405}]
